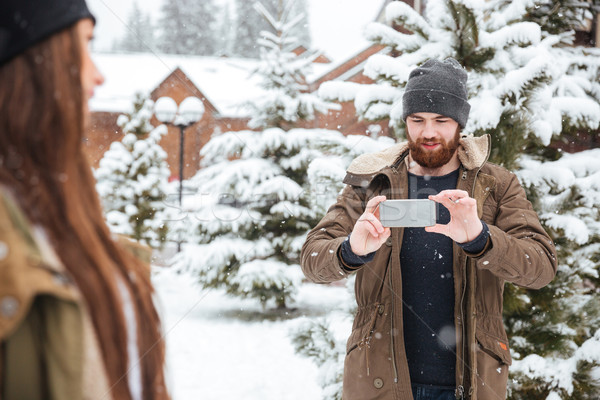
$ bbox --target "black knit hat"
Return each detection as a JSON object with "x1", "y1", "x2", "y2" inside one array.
[
  {"x1": 0, "y1": 0, "x2": 95, "y2": 66},
  {"x1": 402, "y1": 58, "x2": 471, "y2": 128}
]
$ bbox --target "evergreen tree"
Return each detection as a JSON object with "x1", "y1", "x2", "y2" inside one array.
[
  {"x1": 516, "y1": 0, "x2": 600, "y2": 35},
  {"x1": 232, "y1": 0, "x2": 311, "y2": 58},
  {"x1": 295, "y1": 0, "x2": 600, "y2": 398},
  {"x1": 291, "y1": 277, "x2": 354, "y2": 400},
  {"x1": 171, "y1": 128, "x2": 392, "y2": 310},
  {"x1": 508, "y1": 149, "x2": 600, "y2": 398},
  {"x1": 215, "y1": 3, "x2": 234, "y2": 57},
  {"x1": 157, "y1": 0, "x2": 218, "y2": 55},
  {"x1": 95, "y1": 94, "x2": 170, "y2": 249},
  {"x1": 248, "y1": 1, "x2": 329, "y2": 129},
  {"x1": 114, "y1": 2, "x2": 155, "y2": 53},
  {"x1": 170, "y1": 1, "x2": 345, "y2": 310},
  {"x1": 232, "y1": 0, "x2": 263, "y2": 57}
]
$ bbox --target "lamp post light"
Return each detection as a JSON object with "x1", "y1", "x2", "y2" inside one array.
[
  {"x1": 154, "y1": 96, "x2": 204, "y2": 252},
  {"x1": 154, "y1": 96, "x2": 205, "y2": 206}
]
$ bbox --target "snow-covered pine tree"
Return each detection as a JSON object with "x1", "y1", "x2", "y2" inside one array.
[
  {"x1": 215, "y1": 3, "x2": 234, "y2": 57},
  {"x1": 170, "y1": 0, "x2": 373, "y2": 310},
  {"x1": 247, "y1": 1, "x2": 329, "y2": 129},
  {"x1": 519, "y1": 0, "x2": 600, "y2": 35},
  {"x1": 294, "y1": 0, "x2": 600, "y2": 398},
  {"x1": 95, "y1": 94, "x2": 171, "y2": 249},
  {"x1": 232, "y1": 0, "x2": 311, "y2": 58},
  {"x1": 508, "y1": 148, "x2": 600, "y2": 399},
  {"x1": 114, "y1": 1, "x2": 155, "y2": 53},
  {"x1": 291, "y1": 276, "x2": 355, "y2": 400},
  {"x1": 157, "y1": 0, "x2": 218, "y2": 55},
  {"x1": 231, "y1": 0, "x2": 261, "y2": 58}
]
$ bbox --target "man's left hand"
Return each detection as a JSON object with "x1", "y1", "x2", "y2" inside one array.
[{"x1": 425, "y1": 189, "x2": 483, "y2": 244}]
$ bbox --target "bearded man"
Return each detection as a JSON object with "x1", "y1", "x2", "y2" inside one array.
[{"x1": 301, "y1": 58, "x2": 557, "y2": 400}]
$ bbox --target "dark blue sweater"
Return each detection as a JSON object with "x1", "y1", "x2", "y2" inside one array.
[{"x1": 401, "y1": 170, "x2": 459, "y2": 387}]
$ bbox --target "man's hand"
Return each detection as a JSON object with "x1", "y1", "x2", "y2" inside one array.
[
  {"x1": 349, "y1": 195, "x2": 392, "y2": 256},
  {"x1": 425, "y1": 189, "x2": 483, "y2": 243}
]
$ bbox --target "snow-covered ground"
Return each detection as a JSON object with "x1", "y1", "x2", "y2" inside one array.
[{"x1": 153, "y1": 267, "x2": 349, "y2": 399}]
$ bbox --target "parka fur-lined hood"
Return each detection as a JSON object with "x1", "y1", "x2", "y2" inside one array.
[{"x1": 346, "y1": 134, "x2": 490, "y2": 176}]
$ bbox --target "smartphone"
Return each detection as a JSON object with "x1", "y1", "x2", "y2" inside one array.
[{"x1": 379, "y1": 199, "x2": 437, "y2": 227}]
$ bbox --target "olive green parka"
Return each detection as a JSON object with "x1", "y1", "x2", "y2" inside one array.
[{"x1": 0, "y1": 187, "x2": 150, "y2": 399}]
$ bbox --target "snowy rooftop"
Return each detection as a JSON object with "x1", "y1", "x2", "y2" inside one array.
[
  {"x1": 91, "y1": 52, "x2": 349, "y2": 116},
  {"x1": 91, "y1": 53, "x2": 261, "y2": 115}
]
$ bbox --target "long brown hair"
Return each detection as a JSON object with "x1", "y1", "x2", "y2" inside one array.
[{"x1": 0, "y1": 23, "x2": 169, "y2": 400}]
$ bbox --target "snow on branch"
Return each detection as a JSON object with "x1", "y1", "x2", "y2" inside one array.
[
  {"x1": 364, "y1": 54, "x2": 412, "y2": 84},
  {"x1": 354, "y1": 84, "x2": 398, "y2": 121},
  {"x1": 480, "y1": 22, "x2": 541, "y2": 49},
  {"x1": 200, "y1": 130, "x2": 252, "y2": 164},
  {"x1": 518, "y1": 150, "x2": 600, "y2": 244},
  {"x1": 364, "y1": 22, "x2": 424, "y2": 52},
  {"x1": 511, "y1": 330, "x2": 600, "y2": 397},
  {"x1": 468, "y1": 93, "x2": 503, "y2": 131},
  {"x1": 254, "y1": 175, "x2": 304, "y2": 201},
  {"x1": 232, "y1": 259, "x2": 303, "y2": 293},
  {"x1": 253, "y1": 2, "x2": 278, "y2": 30},
  {"x1": 486, "y1": 0, "x2": 537, "y2": 31},
  {"x1": 494, "y1": 56, "x2": 554, "y2": 104},
  {"x1": 385, "y1": 1, "x2": 431, "y2": 39},
  {"x1": 318, "y1": 81, "x2": 363, "y2": 102},
  {"x1": 551, "y1": 97, "x2": 600, "y2": 131},
  {"x1": 194, "y1": 158, "x2": 280, "y2": 199}
]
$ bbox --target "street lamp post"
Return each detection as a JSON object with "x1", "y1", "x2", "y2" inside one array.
[{"x1": 154, "y1": 96, "x2": 204, "y2": 251}]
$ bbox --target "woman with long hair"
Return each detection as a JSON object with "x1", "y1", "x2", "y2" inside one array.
[{"x1": 0, "y1": 1, "x2": 170, "y2": 399}]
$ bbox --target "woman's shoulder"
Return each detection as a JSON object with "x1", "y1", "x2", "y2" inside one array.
[{"x1": 0, "y1": 187, "x2": 81, "y2": 340}]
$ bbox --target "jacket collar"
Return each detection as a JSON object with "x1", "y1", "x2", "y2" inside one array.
[{"x1": 346, "y1": 134, "x2": 490, "y2": 177}]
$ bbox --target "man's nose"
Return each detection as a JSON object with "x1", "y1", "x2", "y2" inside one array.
[{"x1": 422, "y1": 121, "x2": 436, "y2": 138}]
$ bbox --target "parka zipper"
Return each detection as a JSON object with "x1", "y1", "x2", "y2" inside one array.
[
  {"x1": 389, "y1": 270, "x2": 399, "y2": 383},
  {"x1": 457, "y1": 256, "x2": 468, "y2": 400},
  {"x1": 458, "y1": 168, "x2": 468, "y2": 398},
  {"x1": 456, "y1": 385, "x2": 465, "y2": 400},
  {"x1": 389, "y1": 165, "x2": 400, "y2": 383}
]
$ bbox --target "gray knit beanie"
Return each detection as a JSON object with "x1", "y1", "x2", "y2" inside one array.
[{"x1": 402, "y1": 58, "x2": 470, "y2": 128}]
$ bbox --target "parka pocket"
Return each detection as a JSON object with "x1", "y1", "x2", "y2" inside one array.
[
  {"x1": 475, "y1": 329, "x2": 512, "y2": 366},
  {"x1": 346, "y1": 303, "x2": 385, "y2": 356},
  {"x1": 475, "y1": 328, "x2": 510, "y2": 399}
]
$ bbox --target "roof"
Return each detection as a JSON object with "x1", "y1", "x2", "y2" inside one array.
[{"x1": 90, "y1": 52, "x2": 335, "y2": 116}]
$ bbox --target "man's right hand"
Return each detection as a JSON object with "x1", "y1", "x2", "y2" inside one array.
[{"x1": 349, "y1": 195, "x2": 391, "y2": 256}]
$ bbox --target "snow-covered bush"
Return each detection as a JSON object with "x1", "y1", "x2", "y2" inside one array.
[
  {"x1": 290, "y1": 276, "x2": 356, "y2": 400},
  {"x1": 95, "y1": 95, "x2": 171, "y2": 248}
]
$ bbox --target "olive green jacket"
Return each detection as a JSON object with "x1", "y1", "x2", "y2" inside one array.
[
  {"x1": 301, "y1": 135, "x2": 558, "y2": 399},
  {"x1": 0, "y1": 188, "x2": 150, "y2": 399}
]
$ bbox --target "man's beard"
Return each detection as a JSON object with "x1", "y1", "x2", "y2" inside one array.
[{"x1": 408, "y1": 129, "x2": 461, "y2": 169}]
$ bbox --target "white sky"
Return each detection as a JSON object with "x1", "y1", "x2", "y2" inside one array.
[{"x1": 87, "y1": 0, "x2": 385, "y2": 62}]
